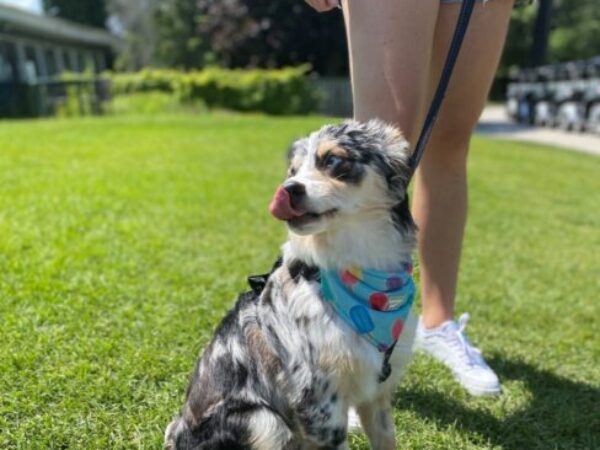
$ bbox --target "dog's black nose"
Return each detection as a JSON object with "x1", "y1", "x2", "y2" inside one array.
[{"x1": 283, "y1": 181, "x2": 306, "y2": 210}]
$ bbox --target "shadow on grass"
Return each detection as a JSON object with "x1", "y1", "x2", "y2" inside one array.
[{"x1": 397, "y1": 356, "x2": 599, "y2": 449}]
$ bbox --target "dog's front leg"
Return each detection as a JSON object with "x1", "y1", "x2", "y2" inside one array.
[
  {"x1": 293, "y1": 386, "x2": 350, "y2": 450},
  {"x1": 356, "y1": 398, "x2": 396, "y2": 450}
]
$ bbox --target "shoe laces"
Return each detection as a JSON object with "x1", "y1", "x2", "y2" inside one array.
[{"x1": 447, "y1": 313, "x2": 485, "y2": 367}]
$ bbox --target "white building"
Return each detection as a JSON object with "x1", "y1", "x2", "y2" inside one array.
[
  {"x1": 0, "y1": 4, "x2": 121, "y2": 83},
  {"x1": 0, "y1": 4, "x2": 121, "y2": 116}
]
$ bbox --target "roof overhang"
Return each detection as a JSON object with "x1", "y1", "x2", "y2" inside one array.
[{"x1": 0, "y1": 5, "x2": 122, "y2": 50}]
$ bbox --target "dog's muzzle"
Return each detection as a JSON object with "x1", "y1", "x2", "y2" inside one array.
[{"x1": 269, "y1": 182, "x2": 305, "y2": 221}]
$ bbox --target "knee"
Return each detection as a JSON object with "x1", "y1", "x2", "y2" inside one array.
[
  {"x1": 423, "y1": 113, "x2": 478, "y2": 171},
  {"x1": 434, "y1": 108, "x2": 478, "y2": 150}
]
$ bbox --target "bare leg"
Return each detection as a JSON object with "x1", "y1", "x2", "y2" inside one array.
[
  {"x1": 414, "y1": 0, "x2": 515, "y2": 328},
  {"x1": 342, "y1": 0, "x2": 439, "y2": 142}
]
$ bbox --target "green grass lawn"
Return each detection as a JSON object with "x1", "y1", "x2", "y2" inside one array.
[{"x1": 0, "y1": 113, "x2": 598, "y2": 450}]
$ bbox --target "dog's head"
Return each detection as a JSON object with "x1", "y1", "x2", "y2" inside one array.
[{"x1": 270, "y1": 120, "x2": 413, "y2": 236}]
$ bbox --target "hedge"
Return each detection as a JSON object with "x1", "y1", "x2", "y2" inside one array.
[{"x1": 106, "y1": 66, "x2": 321, "y2": 115}]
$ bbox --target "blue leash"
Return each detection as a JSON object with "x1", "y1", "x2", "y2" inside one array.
[{"x1": 408, "y1": 0, "x2": 477, "y2": 176}]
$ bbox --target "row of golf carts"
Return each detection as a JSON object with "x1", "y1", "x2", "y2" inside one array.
[{"x1": 506, "y1": 56, "x2": 600, "y2": 134}]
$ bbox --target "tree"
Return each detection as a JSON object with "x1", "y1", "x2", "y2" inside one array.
[
  {"x1": 43, "y1": 0, "x2": 108, "y2": 28},
  {"x1": 501, "y1": 0, "x2": 600, "y2": 73},
  {"x1": 110, "y1": 0, "x2": 599, "y2": 77},
  {"x1": 532, "y1": 0, "x2": 553, "y2": 66},
  {"x1": 147, "y1": 0, "x2": 347, "y2": 74},
  {"x1": 153, "y1": 0, "x2": 207, "y2": 69},
  {"x1": 106, "y1": 0, "x2": 157, "y2": 70},
  {"x1": 499, "y1": 5, "x2": 538, "y2": 76},
  {"x1": 197, "y1": 0, "x2": 348, "y2": 76},
  {"x1": 549, "y1": 0, "x2": 600, "y2": 62}
]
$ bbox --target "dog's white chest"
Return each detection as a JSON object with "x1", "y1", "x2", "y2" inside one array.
[{"x1": 285, "y1": 279, "x2": 411, "y2": 404}]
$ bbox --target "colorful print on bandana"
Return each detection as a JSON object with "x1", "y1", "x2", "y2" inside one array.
[{"x1": 320, "y1": 262, "x2": 415, "y2": 352}]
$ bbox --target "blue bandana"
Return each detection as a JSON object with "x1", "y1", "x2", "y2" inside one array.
[{"x1": 320, "y1": 263, "x2": 415, "y2": 352}]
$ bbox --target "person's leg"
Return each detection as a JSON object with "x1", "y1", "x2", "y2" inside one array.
[
  {"x1": 412, "y1": 0, "x2": 514, "y2": 396},
  {"x1": 414, "y1": 0, "x2": 515, "y2": 329},
  {"x1": 342, "y1": 0, "x2": 439, "y2": 143}
]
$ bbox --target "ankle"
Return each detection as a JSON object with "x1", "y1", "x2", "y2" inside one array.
[{"x1": 421, "y1": 313, "x2": 454, "y2": 330}]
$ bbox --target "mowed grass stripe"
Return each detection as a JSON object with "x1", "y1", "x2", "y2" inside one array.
[{"x1": 0, "y1": 114, "x2": 598, "y2": 449}]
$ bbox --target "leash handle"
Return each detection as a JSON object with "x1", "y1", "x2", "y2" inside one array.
[{"x1": 407, "y1": 0, "x2": 477, "y2": 177}]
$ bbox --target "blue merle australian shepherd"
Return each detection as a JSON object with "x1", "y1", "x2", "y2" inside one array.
[{"x1": 165, "y1": 120, "x2": 418, "y2": 450}]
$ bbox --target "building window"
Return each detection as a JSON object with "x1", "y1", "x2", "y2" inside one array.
[
  {"x1": 95, "y1": 52, "x2": 106, "y2": 73},
  {"x1": 83, "y1": 52, "x2": 95, "y2": 73},
  {"x1": 76, "y1": 51, "x2": 85, "y2": 73},
  {"x1": 44, "y1": 48, "x2": 58, "y2": 77},
  {"x1": 0, "y1": 42, "x2": 16, "y2": 82},
  {"x1": 62, "y1": 49, "x2": 72, "y2": 72},
  {"x1": 24, "y1": 45, "x2": 39, "y2": 83}
]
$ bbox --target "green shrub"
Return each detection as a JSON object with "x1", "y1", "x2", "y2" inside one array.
[
  {"x1": 109, "y1": 92, "x2": 206, "y2": 115},
  {"x1": 106, "y1": 66, "x2": 321, "y2": 115},
  {"x1": 56, "y1": 83, "x2": 95, "y2": 118},
  {"x1": 108, "y1": 69, "x2": 181, "y2": 96},
  {"x1": 55, "y1": 73, "x2": 107, "y2": 117}
]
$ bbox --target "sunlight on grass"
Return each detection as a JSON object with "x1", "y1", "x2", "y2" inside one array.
[{"x1": 0, "y1": 114, "x2": 598, "y2": 449}]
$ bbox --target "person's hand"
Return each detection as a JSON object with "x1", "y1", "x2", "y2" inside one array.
[{"x1": 304, "y1": 0, "x2": 339, "y2": 13}]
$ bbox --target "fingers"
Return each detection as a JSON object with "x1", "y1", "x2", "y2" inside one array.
[
  {"x1": 304, "y1": 0, "x2": 339, "y2": 13},
  {"x1": 305, "y1": 0, "x2": 330, "y2": 12}
]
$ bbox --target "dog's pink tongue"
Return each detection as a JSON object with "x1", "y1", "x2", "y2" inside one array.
[{"x1": 269, "y1": 185, "x2": 303, "y2": 221}]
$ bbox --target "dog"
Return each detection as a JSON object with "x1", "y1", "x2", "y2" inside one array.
[{"x1": 165, "y1": 119, "x2": 418, "y2": 450}]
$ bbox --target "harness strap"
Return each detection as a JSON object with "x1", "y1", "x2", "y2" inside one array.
[
  {"x1": 407, "y1": 0, "x2": 477, "y2": 178},
  {"x1": 378, "y1": 340, "x2": 397, "y2": 383}
]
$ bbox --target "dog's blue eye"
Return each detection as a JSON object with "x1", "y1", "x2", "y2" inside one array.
[{"x1": 324, "y1": 154, "x2": 342, "y2": 168}]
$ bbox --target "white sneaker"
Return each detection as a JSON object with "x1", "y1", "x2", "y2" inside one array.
[{"x1": 414, "y1": 313, "x2": 501, "y2": 396}]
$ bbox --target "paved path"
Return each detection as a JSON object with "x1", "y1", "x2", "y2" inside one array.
[{"x1": 476, "y1": 106, "x2": 600, "y2": 157}]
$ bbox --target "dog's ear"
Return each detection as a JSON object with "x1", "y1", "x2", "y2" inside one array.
[
  {"x1": 364, "y1": 119, "x2": 412, "y2": 198},
  {"x1": 286, "y1": 137, "x2": 308, "y2": 163},
  {"x1": 362, "y1": 120, "x2": 416, "y2": 232}
]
